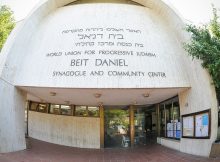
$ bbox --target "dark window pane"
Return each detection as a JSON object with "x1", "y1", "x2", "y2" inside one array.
[
  {"x1": 50, "y1": 104, "x2": 60, "y2": 114},
  {"x1": 60, "y1": 105, "x2": 72, "y2": 115},
  {"x1": 75, "y1": 106, "x2": 87, "y2": 116},
  {"x1": 30, "y1": 102, "x2": 38, "y2": 111},
  {"x1": 38, "y1": 104, "x2": 47, "y2": 113},
  {"x1": 88, "y1": 106, "x2": 99, "y2": 117},
  {"x1": 172, "y1": 102, "x2": 180, "y2": 121},
  {"x1": 160, "y1": 105, "x2": 166, "y2": 137}
]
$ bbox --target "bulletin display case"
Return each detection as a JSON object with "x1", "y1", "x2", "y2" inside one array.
[{"x1": 182, "y1": 109, "x2": 211, "y2": 139}]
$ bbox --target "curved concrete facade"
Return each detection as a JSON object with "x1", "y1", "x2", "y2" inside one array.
[{"x1": 0, "y1": 0, "x2": 218, "y2": 157}]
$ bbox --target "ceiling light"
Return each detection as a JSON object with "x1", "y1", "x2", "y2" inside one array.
[
  {"x1": 94, "y1": 93, "x2": 102, "y2": 98},
  {"x1": 50, "y1": 92, "x2": 56, "y2": 96},
  {"x1": 142, "y1": 93, "x2": 149, "y2": 97}
]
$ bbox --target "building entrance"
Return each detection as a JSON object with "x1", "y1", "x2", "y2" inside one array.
[
  {"x1": 134, "y1": 106, "x2": 157, "y2": 145},
  {"x1": 104, "y1": 106, "x2": 157, "y2": 148},
  {"x1": 104, "y1": 107, "x2": 130, "y2": 148}
]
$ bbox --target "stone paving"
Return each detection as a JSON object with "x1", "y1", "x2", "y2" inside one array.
[{"x1": 0, "y1": 138, "x2": 219, "y2": 162}]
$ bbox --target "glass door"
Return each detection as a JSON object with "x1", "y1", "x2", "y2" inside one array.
[
  {"x1": 104, "y1": 107, "x2": 130, "y2": 148},
  {"x1": 134, "y1": 106, "x2": 157, "y2": 145},
  {"x1": 134, "y1": 108, "x2": 146, "y2": 145}
]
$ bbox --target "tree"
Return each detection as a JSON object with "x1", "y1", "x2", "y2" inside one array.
[
  {"x1": 0, "y1": 5, "x2": 15, "y2": 51},
  {"x1": 184, "y1": 6, "x2": 220, "y2": 103}
]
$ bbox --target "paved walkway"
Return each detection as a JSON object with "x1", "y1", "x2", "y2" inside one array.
[{"x1": 0, "y1": 138, "x2": 219, "y2": 162}]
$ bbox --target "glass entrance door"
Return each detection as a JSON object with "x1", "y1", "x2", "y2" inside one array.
[
  {"x1": 104, "y1": 106, "x2": 157, "y2": 148},
  {"x1": 134, "y1": 106, "x2": 157, "y2": 145},
  {"x1": 134, "y1": 108, "x2": 146, "y2": 145},
  {"x1": 104, "y1": 107, "x2": 130, "y2": 148}
]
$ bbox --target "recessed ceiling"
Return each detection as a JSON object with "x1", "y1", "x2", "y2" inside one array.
[{"x1": 18, "y1": 86, "x2": 189, "y2": 106}]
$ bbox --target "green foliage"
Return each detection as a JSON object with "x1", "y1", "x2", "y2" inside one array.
[
  {"x1": 105, "y1": 109, "x2": 129, "y2": 133},
  {"x1": 210, "y1": 6, "x2": 220, "y2": 38},
  {"x1": 0, "y1": 5, "x2": 15, "y2": 51},
  {"x1": 184, "y1": 6, "x2": 220, "y2": 100}
]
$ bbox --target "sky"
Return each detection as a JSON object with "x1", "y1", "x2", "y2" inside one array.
[
  {"x1": 0, "y1": 0, "x2": 40, "y2": 21},
  {"x1": 0, "y1": 0, "x2": 220, "y2": 24}
]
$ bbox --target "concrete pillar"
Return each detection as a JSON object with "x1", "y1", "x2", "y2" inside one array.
[
  {"x1": 129, "y1": 105, "x2": 134, "y2": 147},
  {"x1": 0, "y1": 79, "x2": 26, "y2": 153},
  {"x1": 99, "y1": 104, "x2": 104, "y2": 148}
]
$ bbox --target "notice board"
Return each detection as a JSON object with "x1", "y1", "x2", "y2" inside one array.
[
  {"x1": 182, "y1": 109, "x2": 210, "y2": 139},
  {"x1": 182, "y1": 116, "x2": 194, "y2": 137},
  {"x1": 195, "y1": 113, "x2": 209, "y2": 137}
]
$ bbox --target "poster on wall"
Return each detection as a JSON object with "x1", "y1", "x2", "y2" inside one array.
[
  {"x1": 167, "y1": 123, "x2": 173, "y2": 137},
  {"x1": 182, "y1": 116, "x2": 194, "y2": 137},
  {"x1": 176, "y1": 122, "x2": 181, "y2": 139},
  {"x1": 195, "y1": 113, "x2": 209, "y2": 137},
  {"x1": 166, "y1": 120, "x2": 181, "y2": 139}
]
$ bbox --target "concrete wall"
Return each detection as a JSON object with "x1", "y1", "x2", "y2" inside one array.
[
  {"x1": 14, "y1": 3, "x2": 190, "y2": 89},
  {"x1": 29, "y1": 111, "x2": 100, "y2": 148},
  {"x1": 0, "y1": 20, "x2": 28, "y2": 153},
  {"x1": 0, "y1": 79, "x2": 26, "y2": 153},
  {"x1": 178, "y1": 60, "x2": 218, "y2": 156},
  {"x1": 157, "y1": 137, "x2": 180, "y2": 151}
]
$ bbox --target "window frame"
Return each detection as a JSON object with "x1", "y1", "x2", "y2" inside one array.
[
  {"x1": 28, "y1": 101, "x2": 100, "y2": 118},
  {"x1": 60, "y1": 105, "x2": 73, "y2": 116},
  {"x1": 75, "y1": 105, "x2": 100, "y2": 117},
  {"x1": 159, "y1": 96, "x2": 181, "y2": 140},
  {"x1": 29, "y1": 101, "x2": 48, "y2": 113}
]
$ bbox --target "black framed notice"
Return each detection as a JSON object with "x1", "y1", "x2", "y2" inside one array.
[{"x1": 182, "y1": 109, "x2": 211, "y2": 139}]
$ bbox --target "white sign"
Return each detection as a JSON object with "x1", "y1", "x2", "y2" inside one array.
[
  {"x1": 15, "y1": 4, "x2": 190, "y2": 88},
  {"x1": 183, "y1": 116, "x2": 194, "y2": 137},
  {"x1": 195, "y1": 113, "x2": 209, "y2": 137}
]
